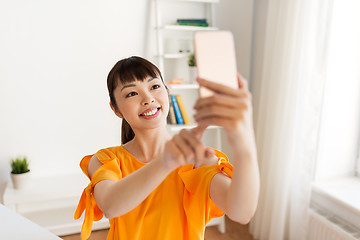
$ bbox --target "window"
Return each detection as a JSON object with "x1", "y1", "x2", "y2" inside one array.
[
  {"x1": 314, "y1": 0, "x2": 360, "y2": 181},
  {"x1": 357, "y1": 147, "x2": 360, "y2": 177},
  {"x1": 357, "y1": 139, "x2": 360, "y2": 177},
  {"x1": 311, "y1": 0, "x2": 360, "y2": 230}
]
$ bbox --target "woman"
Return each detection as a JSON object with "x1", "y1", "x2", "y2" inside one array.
[{"x1": 75, "y1": 56, "x2": 259, "y2": 240}]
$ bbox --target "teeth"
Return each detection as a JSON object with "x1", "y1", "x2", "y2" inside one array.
[{"x1": 143, "y1": 108, "x2": 158, "y2": 116}]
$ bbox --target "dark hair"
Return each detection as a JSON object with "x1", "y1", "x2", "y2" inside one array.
[{"x1": 107, "y1": 56, "x2": 165, "y2": 144}]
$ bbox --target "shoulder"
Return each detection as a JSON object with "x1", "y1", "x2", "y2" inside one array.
[
  {"x1": 95, "y1": 146, "x2": 122, "y2": 162},
  {"x1": 88, "y1": 146, "x2": 123, "y2": 179},
  {"x1": 88, "y1": 155, "x2": 102, "y2": 179}
]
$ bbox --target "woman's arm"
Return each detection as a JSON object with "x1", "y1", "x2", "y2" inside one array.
[
  {"x1": 194, "y1": 75, "x2": 260, "y2": 224},
  {"x1": 88, "y1": 155, "x2": 172, "y2": 219},
  {"x1": 88, "y1": 125, "x2": 211, "y2": 219}
]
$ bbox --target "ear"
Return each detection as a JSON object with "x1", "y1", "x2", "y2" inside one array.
[{"x1": 110, "y1": 102, "x2": 123, "y2": 119}]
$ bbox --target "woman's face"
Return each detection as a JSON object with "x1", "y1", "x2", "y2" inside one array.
[{"x1": 112, "y1": 76, "x2": 169, "y2": 131}]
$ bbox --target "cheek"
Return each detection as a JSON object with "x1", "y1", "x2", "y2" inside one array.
[
  {"x1": 163, "y1": 102, "x2": 170, "y2": 114},
  {"x1": 159, "y1": 91, "x2": 170, "y2": 110},
  {"x1": 118, "y1": 101, "x2": 137, "y2": 119}
]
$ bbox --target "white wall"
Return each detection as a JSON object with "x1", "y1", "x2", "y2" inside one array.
[
  {"x1": 215, "y1": 0, "x2": 254, "y2": 79},
  {"x1": 0, "y1": 0, "x2": 254, "y2": 202},
  {"x1": 0, "y1": 0, "x2": 150, "y2": 201}
]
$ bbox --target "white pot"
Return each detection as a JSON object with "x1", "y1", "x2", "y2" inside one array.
[
  {"x1": 11, "y1": 171, "x2": 31, "y2": 189},
  {"x1": 188, "y1": 66, "x2": 197, "y2": 84}
]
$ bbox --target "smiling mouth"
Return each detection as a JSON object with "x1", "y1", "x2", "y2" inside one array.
[{"x1": 139, "y1": 107, "x2": 161, "y2": 117}]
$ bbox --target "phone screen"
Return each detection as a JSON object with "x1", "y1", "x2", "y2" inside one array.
[{"x1": 194, "y1": 31, "x2": 238, "y2": 97}]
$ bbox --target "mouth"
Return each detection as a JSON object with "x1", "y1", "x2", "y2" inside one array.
[{"x1": 139, "y1": 107, "x2": 161, "y2": 117}]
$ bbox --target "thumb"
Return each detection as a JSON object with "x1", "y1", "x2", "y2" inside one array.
[
  {"x1": 205, "y1": 148, "x2": 215, "y2": 160},
  {"x1": 194, "y1": 148, "x2": 215, "y2": 168},
  {"x1": 237, "y1": 73, "x2": 249, "y2": 90},
  {"x1": 191, "y1": 125, "x2": 207, "y2": 139}
]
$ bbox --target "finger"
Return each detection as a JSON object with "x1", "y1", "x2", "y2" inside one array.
[
  {"x1": 237, "y1": 73, "x2": 249, "y2": 90},
  {"x1": 173, "y1": 134, "x2": 194, "y2": 164},
  {"x1": 180, "y1": 129, "x2": 205, "y2": 166},
  {"x1": 197, "y1": 77, "x2": 240, "y2": 97},
  {"x1": 196, "y1": 116, "x2": 239, "y2": 130},
  {"x1": 194, "y1": 93, "x2": 250, "y2": 110},
  {"x1": 205, "y1": 148, "x2": 215, "y2": 160},
  {"x1": 165, "y1": 141, "x2": 187, "y2": 167},
  {"x1": 195, "y1": 97, "x2": 251, "y2": 119},
  {"x1": 190, "y1": 125, "x2": 207, "y2": 139},
  {"x1": 237, "y1": 74, "x2": 243, "y2": 89},
  {"x1": 194, "y1": 105, "x2": 246, "y2": 122}
]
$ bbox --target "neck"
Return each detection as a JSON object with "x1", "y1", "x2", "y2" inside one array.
[{"x1": 124, "y1": 125, "x2": 171, "y2": 163}]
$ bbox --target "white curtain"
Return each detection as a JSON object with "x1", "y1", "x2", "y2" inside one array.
[{"x1": 249, "y1": 0, "x2": 333, "y2": 239}]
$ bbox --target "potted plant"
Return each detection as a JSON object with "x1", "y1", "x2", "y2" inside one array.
[
  {"x1": 188, "y1": 53, "x2": 197, "y2": 84},
  {"x1": 10, "y1": 157, "x2": 30, "y2": 189}
]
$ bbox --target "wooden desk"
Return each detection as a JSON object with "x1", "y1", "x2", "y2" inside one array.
[{"x1": 0, "y1": 203, "x2": 61, "y2": 240}]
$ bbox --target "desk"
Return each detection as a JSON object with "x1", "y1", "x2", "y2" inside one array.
[
  {"x1": 0, "y1": 203, "x2": 61, "y2": 240},
  {"x1": 3, "y1": 174, "x2": 109, "y2": 235}
]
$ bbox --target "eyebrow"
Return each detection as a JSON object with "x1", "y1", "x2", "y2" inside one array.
[
  {"x1": 121, "y1": 84, "x2": 136, "y2": 92},
  {"x1": 120, "y1": 77, "x2": 157, "y2": 92}
]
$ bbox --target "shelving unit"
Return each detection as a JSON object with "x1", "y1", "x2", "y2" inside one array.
[{"x1": 150, "y1": 0, "x2": 225, "y2": 233}]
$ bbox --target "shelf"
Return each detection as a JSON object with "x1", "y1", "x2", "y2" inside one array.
[
  {"x1": 160, "y1": 0, "x2": 219, "y2": 3},
  {"x1": 163, "y1": 25, "x2": 218, "y2": 31},
  {"x1": 162, "y1": 53, "x2": 191, "y2": 59},
  {"x1": 168, "y1": 83, "x2": 199, "y2": 90},
  {"x1": 168, "y1": 124, "x2": 221, "y2": 132}
]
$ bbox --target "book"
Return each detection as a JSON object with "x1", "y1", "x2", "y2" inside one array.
[
  {"x1": 177, "y1": 18, "x2": 207, "y2": 23},
  {"x1": 177, "y1": 18, "x2": 209, "y2": 27},
  {"x1": 178, "y1": 22, "x2": 209, "y2": 27},
  {"x1": 170, "y1": 95, "x2": 184, "y2": 125},
  {"x1": 168, "y1": 78, "x2": 184, "y2": 85},
  {"x1": 176, "y1": 95, "x2": 191, "y2": 125},
  {"x1": 167, "y1": 96, "x2": 177, "y2": 124}
]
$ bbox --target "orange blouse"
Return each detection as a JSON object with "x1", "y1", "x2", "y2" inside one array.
[{"x1": 74, "y1": 146, "x2": 233, "y2": 240}]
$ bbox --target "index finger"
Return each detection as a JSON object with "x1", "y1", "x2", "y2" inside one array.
[
  {"x1": 197, "y1": 77, "x2": 241, "y2": 97},
  {"x1": 191, "y1": 125, "x2": 207, "y2": 139}
]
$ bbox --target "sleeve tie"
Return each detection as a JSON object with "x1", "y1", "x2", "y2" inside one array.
[{"x1": 74, "y1": 182, "x2": 103, "y2": 240}]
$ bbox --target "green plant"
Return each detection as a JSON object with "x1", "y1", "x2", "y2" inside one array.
[
  {"x1": 188, "y1": 53, "x2": 196, "y2": 67},
  {"x1": 10, "y1": 157, "x2": 30, "y2": 174}
]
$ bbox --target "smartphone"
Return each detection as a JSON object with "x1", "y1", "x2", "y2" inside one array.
[{"x1": 194, "y1": 31, "x2": 238, "y2": 97}]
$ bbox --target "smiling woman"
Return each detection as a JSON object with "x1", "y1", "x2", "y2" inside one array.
[
  {"x1": 74, "y1": 56, "x2": 260, "y2": 240},
  {"x1": 106, "y1": 57, "x2": 169, "y2": 145}
]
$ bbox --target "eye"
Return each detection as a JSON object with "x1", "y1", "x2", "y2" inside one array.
[
  {"x1": 151, "y1": 84, "x2": 161, "y2": 90},
  {"x1": 126, "y1": 91, "x2": 137, "y2": 98}
]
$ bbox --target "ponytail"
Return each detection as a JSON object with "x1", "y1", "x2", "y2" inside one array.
[{"x1": 121, "y1": 119, "x2": 135, "y2": 144}]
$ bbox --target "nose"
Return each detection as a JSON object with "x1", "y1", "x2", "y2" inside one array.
[{"x1": 142, "y1": 92, "x2": 155, "y2": 105}]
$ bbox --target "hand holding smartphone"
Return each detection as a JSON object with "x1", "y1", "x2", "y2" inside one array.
[{"x1": 194, "y1": 31, "x2": 238, "y2": 97}]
